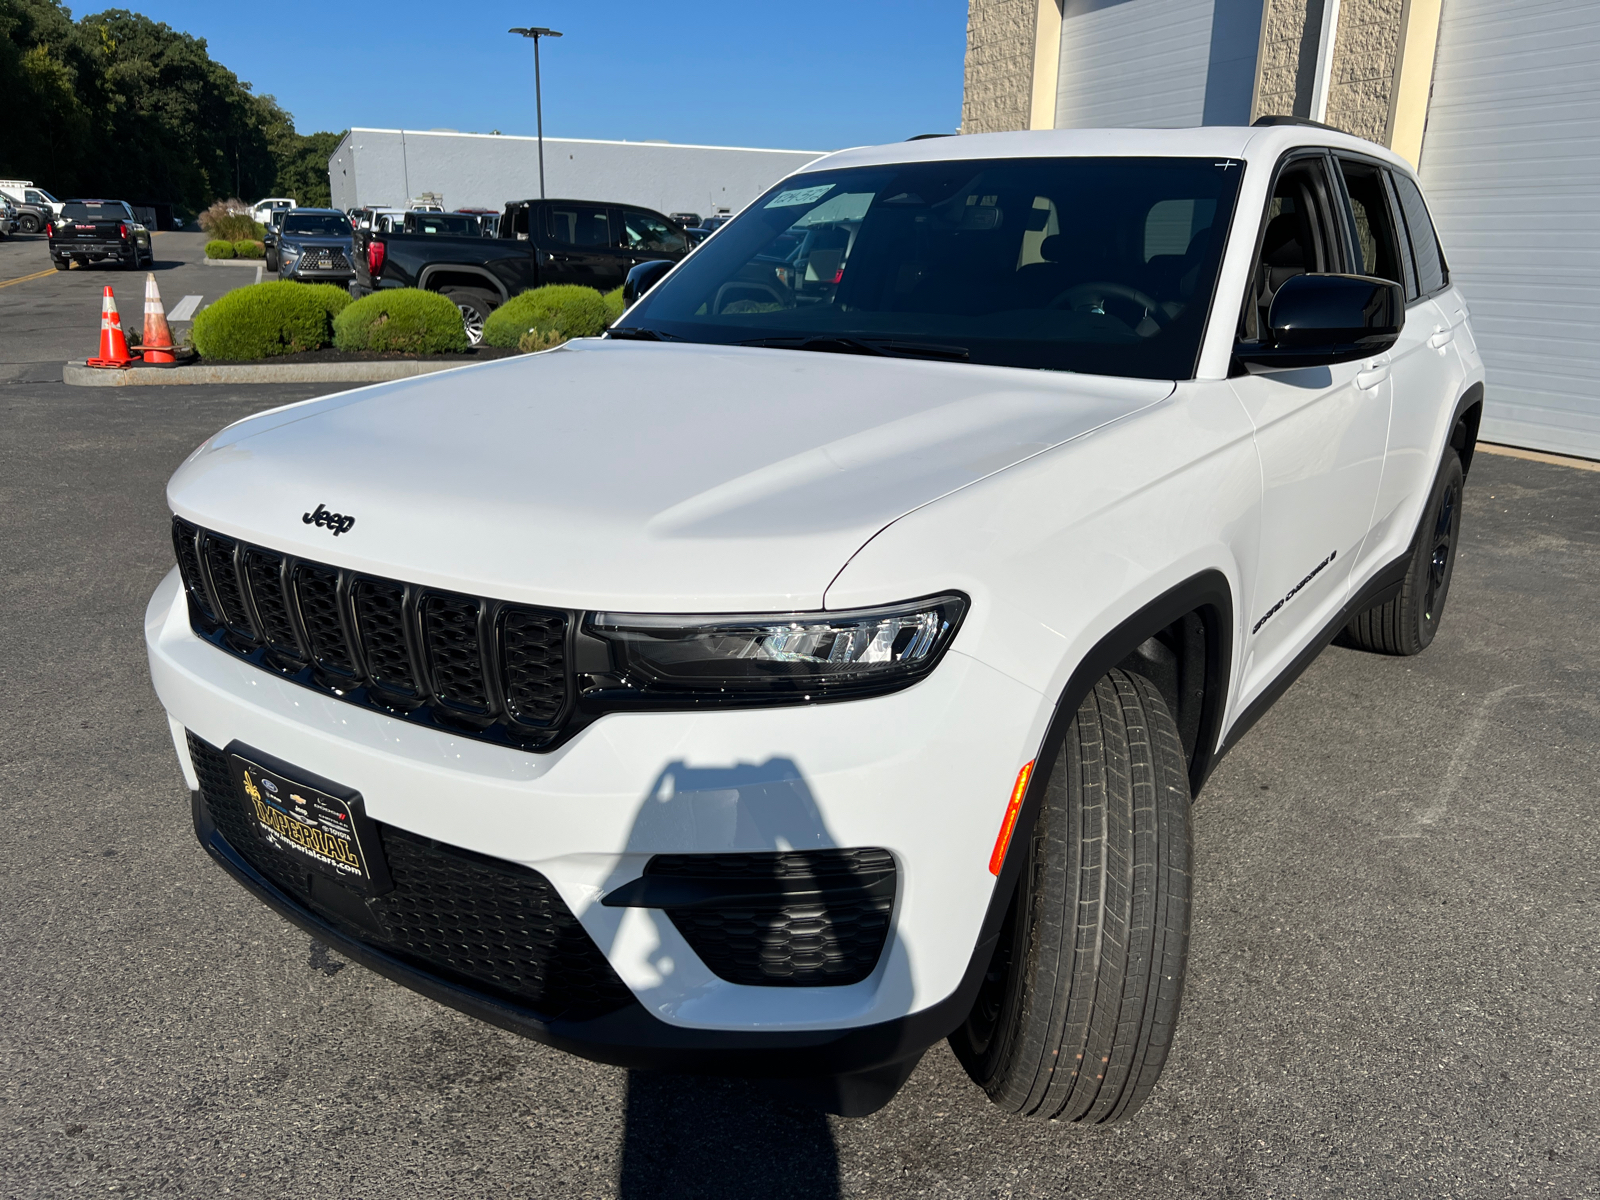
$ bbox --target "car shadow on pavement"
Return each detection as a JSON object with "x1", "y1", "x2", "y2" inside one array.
[{"x1": 618, "y1": 1070, "x2": 840, "y2": 1200}]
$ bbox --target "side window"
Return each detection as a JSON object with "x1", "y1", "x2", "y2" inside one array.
[
  {"x1": 25, "y1": 190, "x2": 43, "y2": 204},
  {"x1": 1390, "y1": 173, "x2": 1447, "y2": 296},
  {"x1": 506, "y1": 205, "x2": 528, "y2": 240},
  {"x1": 546, "y1": 204, "x2": 614, "y2": 248},
  {"x1": 1242, "y1": 156, "x2": 1346, "y2": 341},
  {"x1": 1335, "y1": 159, "x2": 1404, "y2": 285},
  {"x1": 622, "y1": 209, "x2": 686, "y2": 254}
]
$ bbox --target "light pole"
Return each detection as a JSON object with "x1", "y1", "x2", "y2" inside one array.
[{"x1": 508, "y1": 26, "x2": 563, "y2": 199}]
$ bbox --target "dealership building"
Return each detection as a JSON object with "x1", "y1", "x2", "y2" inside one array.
[
  {"x1": 963, "y1": 0, "x2": 1600, "y2": 458},
  {"x1": 327, "y1": 129, "x2": 825, "y2": 224}
]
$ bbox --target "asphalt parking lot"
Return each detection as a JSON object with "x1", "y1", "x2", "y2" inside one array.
[{"x1": 1, "y1": 248, "x2": 1596, "y2": 1196}]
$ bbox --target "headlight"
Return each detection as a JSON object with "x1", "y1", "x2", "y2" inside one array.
[
  {"x1": 586, "y1": 593, "x2": 966, "y2": 702},
  {"x1": 280, "y1": 243, "x2": 299, "y2": 259}
]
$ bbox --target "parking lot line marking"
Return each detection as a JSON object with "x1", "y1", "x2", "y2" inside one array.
[
  {"x1": 0, "y1": 267, "x2": 56, "y2": 291},
  {"x1": 167, "y1": 295, "x2": 203, "y2": 321},
  {"x1": 1478, "y1": 442, "x2": 1600, "y2": 473}
]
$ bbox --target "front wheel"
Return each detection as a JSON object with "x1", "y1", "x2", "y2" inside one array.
[
  {"x1": 440, "y1": 288, "x2": 496, "y2": 345},
  {"x1": 19, "y1": 213, "x2": 40, "y2": 234},
  {"x1": 952, "y1": 668, "x2": 1192, "y2": 1123}
]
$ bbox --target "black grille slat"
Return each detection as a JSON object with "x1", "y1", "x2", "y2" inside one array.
[
  {"x1": 201, "y1": 534, "x2": 255, "y2": 638},
  {"x1": 646, "y1": 850, "x2": 896, "y2": 987},
  {"x1": 294, "y1": 564, "x2": 357, "y2": 676},
  {"x1": 170, "y1": 520, "x2": 574, "y2": 749},
  {"x1": 423, "y1": 594, "x2": 490, "y2": 712},
  {"x1": 187, "y1": 734, "x2": 632, "y2": 1019},
  {"x1": 352, "y1": 579, "x2": 419, "y2": 697},
  {"x1": 242, "y1": 548, "x2": 302, "y2": 658},
  {"x1": 500, "y1": 606, "x2": 569, "y2": 726},
  {"x1": 171, "y1": 518, "x2": 217, "y2": 624}
]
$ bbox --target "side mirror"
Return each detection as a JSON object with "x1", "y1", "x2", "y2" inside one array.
[
  {"x1": 623, "y1": 258, "x2": 675, "y2": 305},
  {"x1": 1236, "y1": 273, "x2": 1403, "y2": 368}
]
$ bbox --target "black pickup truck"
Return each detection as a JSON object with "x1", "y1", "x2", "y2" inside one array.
[
  {"x1": 48, "y1": 200, "x2": 154, "y2": 271},
  {"x1": 360, "y1": 198, "x2": 690, "y2": 342}
]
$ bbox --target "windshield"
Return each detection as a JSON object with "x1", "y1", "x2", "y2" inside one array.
[
  {"x1": 407, "y1": 214, "x2": 480, "y2": 236},
  {"x1": 282, "y1": 213, "x2": 352, "y2": 237},
  {"x1": 623, "y1": 157, "x2": 1243, "y2": 379}
]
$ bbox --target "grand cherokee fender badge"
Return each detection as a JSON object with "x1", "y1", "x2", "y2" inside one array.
[
  {"x1": 303, "y1": 502, "x2": 356, "y2": 536},
  {"x1": 1252, "y1": 550, "x2": 1336, "y2": 635}
]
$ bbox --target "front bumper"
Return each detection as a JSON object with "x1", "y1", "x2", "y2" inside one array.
[{"x1": 146, "y1": 568, "x2": 1042, "y2": 1068}]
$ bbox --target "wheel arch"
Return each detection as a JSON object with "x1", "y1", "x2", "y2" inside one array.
[
  {"x1": 1451, "y1": 382, "x2": 1484, "y2": 476},
  {"x1": 418, "y1": 264, "x2": 507, "y2": 304}
]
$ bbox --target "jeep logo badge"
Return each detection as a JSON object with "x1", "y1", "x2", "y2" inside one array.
[{"x1": 303, "y1": 503, "x2": 356, "y2": 536}]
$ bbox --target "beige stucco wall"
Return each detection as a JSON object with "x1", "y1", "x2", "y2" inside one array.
[
  {"x1": 962, "y1": 0, "x2": 1039, "y2": 133},
  {"x1": 1253, "y1": 0, "x2": 1319, "y2": 120},
  {"x1": 1324, "y1": 0, "x2": 1406, "y2": 140}
]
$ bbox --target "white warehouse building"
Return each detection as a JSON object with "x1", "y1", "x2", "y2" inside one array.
[{"x1": 327, "y1": 128, "x2": 827, "y2": 221}]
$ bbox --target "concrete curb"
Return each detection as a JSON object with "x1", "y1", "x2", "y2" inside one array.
[
  {"x1": 63, "y1": 359, "x2": 467, "y2": 386},
  {"x1": 202, "y1": 256, "x2": 266, "y2": 267}
]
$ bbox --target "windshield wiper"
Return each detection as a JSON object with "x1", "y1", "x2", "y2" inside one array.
[
  {"x1": 607, "y1": 326, "x2": 684, "y2": 341},
  {"x1": 741, "y1": 336, "x2": 968, "y2": 362}
]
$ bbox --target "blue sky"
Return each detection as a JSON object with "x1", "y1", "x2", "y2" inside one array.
[{"x1": 127, "y1": 1, "x2": 969, "y2": 151}]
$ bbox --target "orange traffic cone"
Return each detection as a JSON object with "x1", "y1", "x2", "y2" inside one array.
[
  {"x1": 86, "y1": 286, "x2": 140, "y2": 368},
  {"x1": 140, "y1": 273, "x2": 177, "y2": 365}
]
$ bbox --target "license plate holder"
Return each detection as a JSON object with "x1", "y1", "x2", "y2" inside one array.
[{"x1": 228, "y1": 749, "x2": 391, "y2": 896}]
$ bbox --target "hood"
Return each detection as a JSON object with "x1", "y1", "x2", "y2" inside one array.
[{"x1": 168, "y1": 340, "x2": 1172, "y2": 611}]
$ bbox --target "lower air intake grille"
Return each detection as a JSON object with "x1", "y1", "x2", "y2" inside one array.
[
  {"x1": 647, "y1": 849, "x2": 897, "y2": 987},
  {"x1": 188, "y1": 733, "x2": 633, "y2": 1020},
  {"x1": 170, "y1": 517, "x2": 572, "y2": 749}
]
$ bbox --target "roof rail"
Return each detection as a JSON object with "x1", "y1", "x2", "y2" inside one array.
[
  {"x1": 906, "y1": 133, "x2": 955, "y2": 141},
  {"x1": 1252, "y1": 115, "x2": 1340, "y2": 132}
]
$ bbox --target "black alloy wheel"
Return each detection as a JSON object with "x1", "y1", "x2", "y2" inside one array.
[
  {"x1": 1340, "y1": 445, "x2": 1465, "y2": 655},
  {"x1": 19, "y1": 213, "x2": 40, "y2": 234}
]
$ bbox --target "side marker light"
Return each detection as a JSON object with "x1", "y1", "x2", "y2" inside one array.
[{"x1": 988, "y1": 760, "x2": 1034, "y2": 876}]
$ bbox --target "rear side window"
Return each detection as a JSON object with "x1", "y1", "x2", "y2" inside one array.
[
  {"x1": 1390, "y1": 173, "x2": 1448, "y2": 296},
  {"x1": 547, "y1": 204, "x2": 614, "y2": 247},
  {"x1": 1336, "y1": 159, "x2": 1404, "y2": 286},
  {"x1": 623, "y1": 209, "x2": 686, "y2": 253}
]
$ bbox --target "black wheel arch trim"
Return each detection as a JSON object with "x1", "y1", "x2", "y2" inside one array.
[
  {"x1": 418, "y1": 264, "x2": 508, "y2": 303},
  {"x1": 1452, "y1": 382, "x2": 1483, "y2": 476}
]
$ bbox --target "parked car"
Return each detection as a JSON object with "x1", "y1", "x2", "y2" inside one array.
[
  {"x1": 0, "y1": 197, "x2": 18, "y2": 237},
  {"x1": 0, "y1": 180, "x2": 64, "y2": 233},
  {"x1": 147, "y1": 123, "x2": 1483, "y2": 1120},
  {"x1": 262, "y1": 209, "x2": 290, "y2": 272},
  {"x1": 250, "y1": 197, "x2": 296, "y2": 227},
  {"x1": 668, "y1": 211, "x2": 702, "y2": 228},
  {"x1": 275, "y1": 209, "x2": 357, "y2": 285},
  {"x1": 47, "y1": 200, "x2": 153, "y2": 269},
  {"x1": 361, "y1": 198, "x2": 690, "y2": 343}
]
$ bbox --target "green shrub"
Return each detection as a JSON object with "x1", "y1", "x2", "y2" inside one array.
[
  {"x1": 333, "y1": 289, "x2": 468, "y2": 355},
  {"x1": 191, "y1": 281, "x2": 351, "y2": 360},
  {"x1": 199, "y1": 199, "x2": 265, "y2": 241},
  {"x1": 206, "y1": 240, "x2": 235, "y2": 260},
  {"x1": 483, "y1": 285, "x2": 611, "y2": 348},
  {"x1": 603, "y1": 286, "x2": 626, "y2": 325},
  {"x1": 233, "y1": 239, "x2": 265, "y2": 259},
  {"x1": 517, "y1": 324, "x2": 568, "y2": 354}
]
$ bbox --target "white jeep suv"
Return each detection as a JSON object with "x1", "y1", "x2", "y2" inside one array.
[{"x1": 146, "y1": 121, "x2": 1483, "y2": 1119}]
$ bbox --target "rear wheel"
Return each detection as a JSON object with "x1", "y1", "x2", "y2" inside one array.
[
  {"x1": 441, "y1": 288, "x2": 496, "y2": 345},
  {"x1": 1340, "y1": 447, "x2": 1464, "y2": 655},
  {"x1": 265, "y1": 249, "x2": 278, "y2": 272},
  {"x1": 52, "y1": 258, "x2": 69, "y2": 271},
  {"x1": 19, "y1": 213, "x2": 40, "y2": 234},
  {"x1": 952, "y1": 668, "x2": 1192, "y2": 1123}
]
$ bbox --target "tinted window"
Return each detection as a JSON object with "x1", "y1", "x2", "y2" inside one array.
[
  {"x1": 547, "y1": 204, "x2": 613, "y2": 247},
  {"x1": 623, "y1": 157, "x2": 1243, "y2": 380},
  {"x1": 406, "y1": 214, "x2": 479, "y2": 236},
  {"x1": 282, "y1": 213, "x2": 352, "y2": 236},
  {"x1": 1390, "y1": 173, "x2": 1447, "y2": 295},
  {"x1": 623, "y1": 209, "x2": 686, "y2": 253},
  {"x1": 1241, "y1": 156, "x2": 1346, "y2": 341},
  {"x1": 61, "y1": 202, "x2": 122, "y2": 220},
  {"x1": 1336, "y1": 159, "x2": 1404, "y2": 284}
]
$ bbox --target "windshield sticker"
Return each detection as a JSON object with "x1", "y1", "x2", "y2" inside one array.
[{"x1": 765, "y1": 185, "x2": 834, "y2": 209}]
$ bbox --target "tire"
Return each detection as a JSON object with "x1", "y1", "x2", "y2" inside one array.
[
  {"x1": 52, "y1": 258, "x2": 69, "y2": 271},
  {"x1": 951, "y1": 668, "x2": 1192, "y2": 1123},
  {"x1": 1340, "y1": 447, "x2": 1464, "y2": 656},
  {"x1": 441, "y1": 288, "x2": 496, "y2": 345},
  {"x1": 19, "y1": 213, "x2": 40, "y2": 234},
  {"x1": 265, "y1": 249, "x2": 278, "y2": 272}
]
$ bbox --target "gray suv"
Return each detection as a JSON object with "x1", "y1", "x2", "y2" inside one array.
[{"x1": 276, "y1": 209, "x2": 357, "y2": 285}]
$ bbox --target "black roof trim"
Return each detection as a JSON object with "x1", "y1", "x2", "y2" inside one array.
[
  {"x1": 906, "y1": 133, "x2": 955, "y2": 141},
  {"x1": 1252, "y1": 115, "x2": 1341, "y2": 132}
]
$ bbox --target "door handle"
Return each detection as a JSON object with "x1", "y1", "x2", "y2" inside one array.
[
  {"x1": 1429, "y1": 325, "x2": 1454, "y2": 349},
  {"x1": 1356, "y1": 361, "x2": 1390, "y2": 390}
]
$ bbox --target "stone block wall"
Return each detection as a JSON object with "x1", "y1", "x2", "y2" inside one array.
[
  {"x1": 962, "y1": 0, "x2": 1039, "y2": 133},
  {"x1": 1253, "y1": 0, "x2": 1320, "y2": 119},
  {"x1": 1324, "y1": 0, "x2": 1404, "y2": 141}
]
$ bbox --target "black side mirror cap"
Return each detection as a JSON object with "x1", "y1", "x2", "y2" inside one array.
[
  {"x1": 623, "y1": 258, "x2": 675, "y2": 305},
  {"x1": 1236, "y1": 273, "x2": 1404, "y2": 368}
]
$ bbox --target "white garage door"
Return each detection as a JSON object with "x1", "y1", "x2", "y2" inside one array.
[
  {"x1": 1420, "y1": 0, "x2": 1600, "y2": 458},
  {"x1": 1055, "y1": 0, "x2": 1215, "y2": 129}
]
